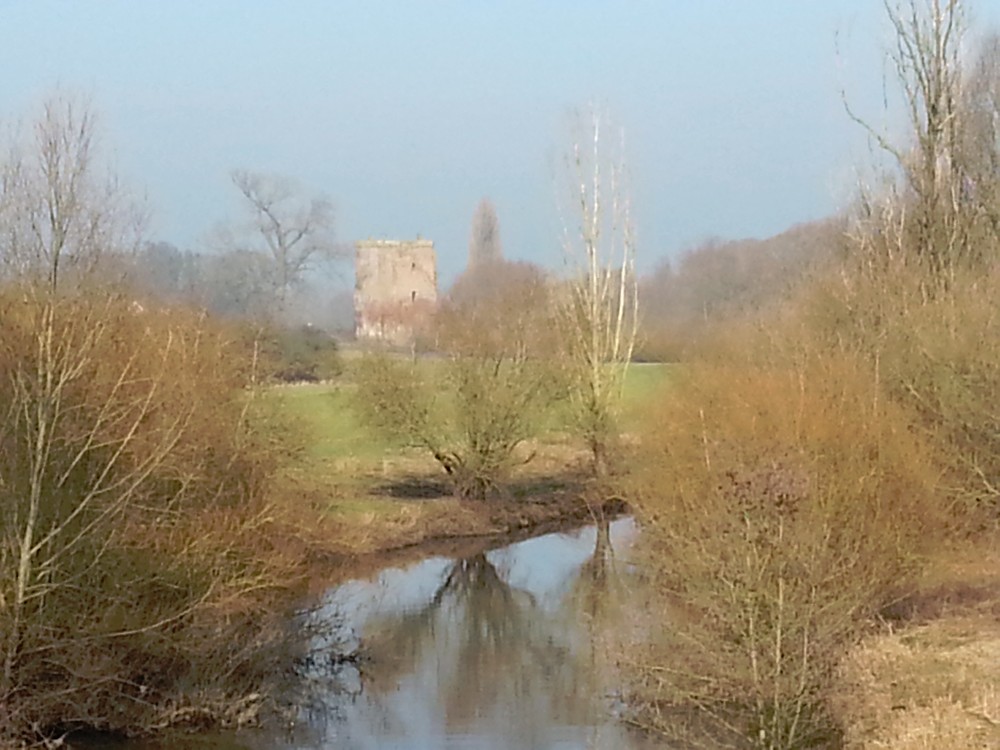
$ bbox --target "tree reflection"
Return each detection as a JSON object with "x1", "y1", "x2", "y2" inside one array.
[
  {"x1": 575, "y1": 516, "x2": 627, "y2": 624},
  {"x1": 447, "y1": 554, "x2": 596, "y2": 733},
  {"x1": 289, "y1": 523, "x2": 645, "y2": 749},
  {"x1": 338, "y1": 550, "x2": 591, "y2": 746}
]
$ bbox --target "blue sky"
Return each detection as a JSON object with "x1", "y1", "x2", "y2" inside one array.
[{"x1": 2, "y1": 1, "x2": 998, "y2": 285}]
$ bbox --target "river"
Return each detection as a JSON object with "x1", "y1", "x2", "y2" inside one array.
[{"x1": 88, "y1": 517, "x2": 652, "y2": 750}]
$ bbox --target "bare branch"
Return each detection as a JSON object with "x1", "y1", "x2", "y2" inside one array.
[
  {"x1": 224, "y1": 169, "x2": 339, "y2": 317},
  {"x1": 556, "y1": 106, "x2": 639, "y2": 477}
]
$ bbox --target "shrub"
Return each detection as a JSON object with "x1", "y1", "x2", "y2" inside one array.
[
  {"x1": 0, "y1": 286, "x2": 298, "y2": 743},
  {"x1": 624, "y1": 353, "x2": 942, "y2": 749},
  {"x1": 264, "y1": 324, "x2": 342, "y2": 383},
  {"x1": 353, "y1": 263, "x2": 565, "y2": 500},
  {"x1": 352, "y1": 351, "x2": 562, "y2": 500},
  {"x1": 803, "y1": 264, "x2": 1000, "y2": 526}
]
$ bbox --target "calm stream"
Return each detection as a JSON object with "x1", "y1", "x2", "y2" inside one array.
[{"x1": 92, "y1": 518, "x2": 651, "y2": 750}]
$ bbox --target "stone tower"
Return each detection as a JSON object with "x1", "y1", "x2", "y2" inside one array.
[{"x1": 354, "y1": 239, "x2": 438, "y2": 345}]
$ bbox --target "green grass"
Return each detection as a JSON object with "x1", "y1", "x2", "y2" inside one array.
[
  {"x1": 267, "y1": 360, "x2": 675, "y2": 462},
  {"x1": 266, "y1": 382, "x2": 390, "y2": 461},
  {"x1": 257, "y1": 360, "x2": 672, "y2": 542},
  {"x1": 264, "y1": 379, "x2": 440, "y2": 522},
  {"x1": 619, "y1": 362, "x2": 675, "y2": 430},
  {"x1": 264, "y1": 359, "x2": 673, "y2": 504},
  {"x1": 258, "y1": 360, "x2": 675, "y2": 529},
  {"x1": 624, "y1": 361, "x2": 674, "y2": 394}
]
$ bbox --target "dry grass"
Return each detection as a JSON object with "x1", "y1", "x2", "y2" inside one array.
[
  {"x1": 834, "y1": 619, "x2": 1000, "y2": 749},
  {"x1": 829, "y1": 543, "x2": 1000, "y2": 750}
]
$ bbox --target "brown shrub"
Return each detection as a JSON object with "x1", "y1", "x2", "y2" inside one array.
[
  {"x1": 0, "y1": 287, "x2": 302, "y2": 743},
  {"x1": 624, "y1": 352, "x2": 943, "y2": 749},
  {"x1": 802, "y1": 263, "x2": 1000, "y2": 525}
]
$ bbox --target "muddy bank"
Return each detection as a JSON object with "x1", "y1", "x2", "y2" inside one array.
[{"x1": 306, "y1": 487, "x2": 629, "y2": 585}]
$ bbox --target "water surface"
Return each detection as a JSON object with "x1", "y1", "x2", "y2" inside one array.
[{"x1": 88, "y1": 518, "x2": 650, "y2": 750}]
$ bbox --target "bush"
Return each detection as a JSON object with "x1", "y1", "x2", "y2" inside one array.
[
  {"x1": 353, "y1": 263, "x2": 565, "y2": 500},
  {"x1": 0, "y1": 287, "x2": 299, "y2": 743},
  {"x1": 624, "y1": 352, "x2": 942, "y2": 749},
  {"x1": 803, "y1": 264, "x2": 1000, "y2": 525},
  {"x1": 259, "y1": 323, "x2": 342, "y2": 383},
  {"x1": 352, "y1": 352, "x2": 562, "y2": 500}
]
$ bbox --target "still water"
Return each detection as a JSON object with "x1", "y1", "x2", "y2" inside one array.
[{"x1": 96, "y1": 518, "x2": 650, "y2": 750}]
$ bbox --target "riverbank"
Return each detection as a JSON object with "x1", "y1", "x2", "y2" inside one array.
[
  {"x1": 273, "y1": 438, "x2": 630, "y2": 583},
  {"x1": 262, "y1": 371, "x2": 658, "y2": 565},
  {"x1": 306, "y1": 487, "x2": 629, "y2": 586},
  {"x1": 0, "y1": 361, "x2": 644, "y2": 748},
  {"x1": 59, "y1": 517, "x2": 645, "y2": 750}
]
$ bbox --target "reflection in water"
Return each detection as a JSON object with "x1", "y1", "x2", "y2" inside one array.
[
  {"x1": 576, "y1": 517, "x2": 613, "y2": 623},
  {"x1": 290, "y1": 518, "x2": 644, "y2": 749}
]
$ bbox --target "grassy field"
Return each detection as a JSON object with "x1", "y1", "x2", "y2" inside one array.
[
  {"x1": 271, "y1": 381, "x2": 389, "y2": 461},
  {"x1": 621, "y1": 362, "x2": 675, "y2": 423},
  {"x1": 270, "y1": 361, "x2": 674, "y2": 459},
  {"x1": 262, "y1": 361, "x2": 674, "y2": 553}
]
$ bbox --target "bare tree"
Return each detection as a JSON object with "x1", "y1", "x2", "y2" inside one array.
[
  {"x1": 447, "y1": 199, "x2": 505, "y2": 308},
  {"x1": 957, "y1": 31, "x2": 1000, "y2": 240},
  {"x1": 557, "y1": 108, "x2": 639, "y2": 477},
  {"x1": 844, "y1": 0, "x2": 988, "y2": 278},
  {"x1": 836, "y1": 3, "x2": 1000, "y2": 523},
  {"x1": 226, "y1": 170, "x2": 337, "y2": 314},
  {"x1": 0, "y1": 99, "x2": 151, "y2": 703},
  {"x1": 0, "y1": 94, "x2": 142, "y2": 292},
  {"x1": 0, "y1": 295, "x2": 199, "y2": 704},
  {"x1": 468, "y1": 197, "x2": 503, "y2": 270},
  {"x1": 0, "y1": 96, "x2": 304, "y2": 744}
]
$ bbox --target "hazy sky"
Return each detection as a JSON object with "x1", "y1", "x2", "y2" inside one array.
[{"x1": 3, "y1": 1, "x2": 999, "y2": 285}]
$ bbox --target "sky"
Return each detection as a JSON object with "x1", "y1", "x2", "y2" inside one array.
[{"x1": 2, "y1": 1, "x2": 999, "y2": 287}]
